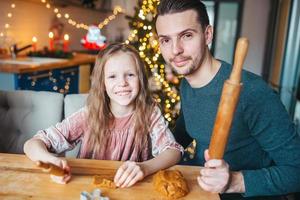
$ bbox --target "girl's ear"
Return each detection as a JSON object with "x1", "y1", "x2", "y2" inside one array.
[{"x1": 204, "y1": 25, "x2": 213, "y2": 45}]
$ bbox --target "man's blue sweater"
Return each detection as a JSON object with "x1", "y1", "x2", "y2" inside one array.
[{"x1": 175, "y1": 61, "x2": 300, "y2": 197}]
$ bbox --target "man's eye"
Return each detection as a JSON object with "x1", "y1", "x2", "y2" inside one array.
[
  {"x1": 183, "y1": 33, "x2": 193, "y2": 40},
  {"x1": 160, "y1": 38, "x2": 170, "y2": 45}
]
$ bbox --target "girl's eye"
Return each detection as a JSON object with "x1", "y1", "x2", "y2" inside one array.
[
  {"x1": 108, "y1": 75, "x2": 115, "y2": 79},
  {"x1": 128, "y1": 73, "x2": 136, "y2": 77}
]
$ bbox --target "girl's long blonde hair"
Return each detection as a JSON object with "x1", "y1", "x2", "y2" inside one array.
[{"x1": 83, "y1": 43, "x2": 155, "y2": 159}]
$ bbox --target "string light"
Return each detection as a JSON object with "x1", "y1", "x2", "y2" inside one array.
[
  {"x1": 64, "y1": 34, "x2": 69, "y2": 41},
  {"x1": 41, "y1": 0, "x2": 123, "y2": 30},
  {"x1": 32, "y1": 36, "x2": 37, "y2": 43},
  {"x1": 126, "y1": 0, "x2": 181, "y2": 123},
  {"x1": 27, "y1": 68, "x2": 76, "y2": 94},
  {"x1": 1, "y1": 3, "x2": 15, "y2": 34}
]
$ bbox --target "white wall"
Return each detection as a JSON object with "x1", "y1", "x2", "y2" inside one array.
[
  {"x1": 106, "y1": 0, "x2": 138, "y2": 42},
  {"x1": 240, "y1": 0, "x2": 271, "y2": 75}
]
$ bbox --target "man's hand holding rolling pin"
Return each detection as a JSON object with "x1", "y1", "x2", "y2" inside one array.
[{"x1": 197, "y1": 150, "x2": 245, "y2": 194}]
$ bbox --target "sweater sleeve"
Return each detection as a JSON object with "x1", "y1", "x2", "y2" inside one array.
[
  {"x1": 241, "y1": 80, "x2": 300, "y2": 197},
  {"x1": 33, "y1": 107, "x2": 88, "y2": 154},
  {"x1": 149, "y1": 106, "x2": 184, "y2": 157}
]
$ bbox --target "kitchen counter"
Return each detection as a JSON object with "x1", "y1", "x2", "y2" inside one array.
[
  {"x1": 0, "y1": 53, "x2": 96, "y2": 74},
  {"x1": 0, "y1": 53, "x2": 95, "y2": 93}
]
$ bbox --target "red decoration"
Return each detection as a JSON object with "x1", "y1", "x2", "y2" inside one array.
[{"x1": 81, "y1": 25, "x2": 106, "y2": 50}]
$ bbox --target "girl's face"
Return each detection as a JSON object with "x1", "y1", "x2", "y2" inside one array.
[{"x1": 104, "y1": 52, "x2": 140, "y2": 115}]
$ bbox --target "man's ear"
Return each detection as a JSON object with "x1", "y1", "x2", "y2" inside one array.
[{"x1": 204, "y1": 25, "x2": 213, "y2": 45}]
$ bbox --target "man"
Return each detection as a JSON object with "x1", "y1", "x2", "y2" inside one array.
[{"x1": 155, "y1": 0, "x2": 300, "y2": 199}]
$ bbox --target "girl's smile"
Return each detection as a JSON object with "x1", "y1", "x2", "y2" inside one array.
[{"x1": 115, "y1": 90, "x2": 132, "y2": 96}]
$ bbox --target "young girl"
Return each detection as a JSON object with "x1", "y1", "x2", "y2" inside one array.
[{"x1": 24, "y1": 43, "x2": 183, "y2": 187}]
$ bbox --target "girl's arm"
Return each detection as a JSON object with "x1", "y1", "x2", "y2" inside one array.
[
  {"x1": 114, "y1": 149, "x2": 181, "y2": 188},
  {"x1": 114, "y1": 106, "x2": 183, "y2": 188},
  {"x1": 141, "y1": 148, "x2": 181, "y2": 176},
  {"x1": 24, "y1": 138, "x2": 71, "y2": 184},
  {"x1": 23, "y1": 108, "x2": 87, "y2": 184},
  {"x1": 24, "y1": 107, "x2": 87, "y2": 157},
  {"x1": 24, "y1": 138, "x2": 57, "y2": 163}
]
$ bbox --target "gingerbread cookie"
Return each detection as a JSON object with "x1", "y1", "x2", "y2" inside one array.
[
  {"x1": 36, "y1": 161, "x2": 65, "y2": 176},
  {"x1": 153, "y1": 170, "x2": 189, "y2": 199},
  {"x1": 93, "y1": 175, "x2": 117, "y2": 189}
]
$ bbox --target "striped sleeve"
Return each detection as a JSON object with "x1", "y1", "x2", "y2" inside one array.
[
  {"x1": 149, "y1": 106, "x2": 184, "y2": 157},
  {"x1": 34, "y1": 107, "x2": 88, "y2": 154}
]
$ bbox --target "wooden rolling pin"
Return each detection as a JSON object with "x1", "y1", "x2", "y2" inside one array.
[
  {"x1": 36, "y1": 161, "x2": 66, "y2": 176},
  {"x1": 208, "y1": 37, "x2": 249, "y2": 159}
]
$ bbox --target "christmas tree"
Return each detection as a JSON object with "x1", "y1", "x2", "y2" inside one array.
[{"x1": 125, "y1": 0, "x2": 181, "y2": 127}]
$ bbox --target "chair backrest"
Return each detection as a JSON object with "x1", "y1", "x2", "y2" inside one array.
[
  {"x1": 64, "y1": 93, "x2": 88, "y2": 157},
  {"x1": 0, "y1": 90, "x2": 64, "y2": 153},
  {"x1": 64, "y1": 93, "x2": 88, "y2": 118}
]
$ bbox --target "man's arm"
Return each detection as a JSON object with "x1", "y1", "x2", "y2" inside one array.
[
  {"x1": 173, "y1": 111, "x2": 193, "y2": 149},
  {"x1": 239, "y1": 81, "x2": 300, "y2": 196}
]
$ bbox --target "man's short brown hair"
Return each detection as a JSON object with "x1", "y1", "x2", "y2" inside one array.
[{"x1": 156, "y1": 0, "x2": 210, "y2": 30}]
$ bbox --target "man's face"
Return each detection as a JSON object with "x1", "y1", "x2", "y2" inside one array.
[{"x1": 156, "y1": 10, "x2": 211, "y2": 76}]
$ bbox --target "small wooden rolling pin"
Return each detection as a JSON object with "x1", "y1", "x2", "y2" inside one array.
[
  {"x1": 36, "y1": 161, "x2": 66, "y2": 176},
  {"x1": 208, "y1": 37, "x2": 249, "y2": 159}
]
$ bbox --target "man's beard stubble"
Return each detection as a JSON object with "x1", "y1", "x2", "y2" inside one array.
[
  {"x1": 167, "y1": 57, "x2": 198, "y2": 76},
  {"x1": 168, "y1": 48, "x2": 207, "y2": 77}
]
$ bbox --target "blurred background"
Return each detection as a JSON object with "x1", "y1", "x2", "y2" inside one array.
[{"x1": 0, "y1": 0, "x2": 299, "y2": 130}]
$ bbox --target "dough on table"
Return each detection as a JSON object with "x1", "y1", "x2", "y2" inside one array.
[{"x1": 153, "y1": 170, "x2": 189, "y2": 199}]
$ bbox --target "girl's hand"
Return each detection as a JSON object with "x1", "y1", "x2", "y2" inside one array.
[
  {"x1": 47, "y1": 157, "x2": 71, "y2": 184},
  {"x1": 114, "y1": 161, "x2": 145, "y2": 188},
  {"x1": 197, "y1": 149, "x2": 230, "y2": 193}
]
